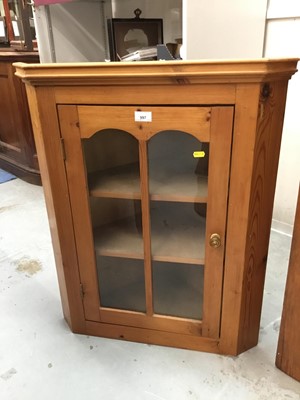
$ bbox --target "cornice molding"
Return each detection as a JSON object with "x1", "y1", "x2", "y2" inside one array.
[{"x1": 13, "y1": 59, "x2": 299, "y2": 86}]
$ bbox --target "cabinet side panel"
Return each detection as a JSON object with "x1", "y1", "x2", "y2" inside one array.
[
  {"x1": 239, "y1": 81, "x2": 289, "y2": 352},
  {"x1": 25, "y1": 85, "x2": 86, "y2": 333},
  {"x1": 276, "y1": 185, "x2": 300, "y2": 381},
  {"x1": 220, "y1": 84, "x2": 261, "y2": 355}
]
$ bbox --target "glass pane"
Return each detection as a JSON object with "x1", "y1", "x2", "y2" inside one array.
[
  {"x1": 153, "y1": 261, "x2": 204, "y2": 319},
  {"x1": 90, "y1": 198, "x2": 143, "y2": 259},
  {"x1": 148, "y1": 130, "x2": 209, "y2": 201},
  {"x1": 91, "y1": 198, "x2": 145, "y2": 311},
  {"x1": 83, "y1": 129, "x2": 140, "y2": 199},
  {"x1": 150, "y1": 201, "x2": 206, "y2": 263},
  {"x1": 97, "y1": 256, "x2": 145, "y2": 312},
  {"x1": 148, "y1": 130, "x2": 207, "y2": 320},
  {"x1": 82, "y1": 129, "x2": 145, "y2": 312}
]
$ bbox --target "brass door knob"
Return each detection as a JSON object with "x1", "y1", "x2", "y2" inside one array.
[{"x1": 209, "y1": 233, "x2": 221, "y2": 248}]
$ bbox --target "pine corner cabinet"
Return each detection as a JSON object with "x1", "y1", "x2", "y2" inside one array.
[{"x1": 14, "y1": 58, "x2": 298, "y2": 355}]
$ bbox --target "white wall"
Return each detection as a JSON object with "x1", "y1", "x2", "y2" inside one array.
[
  {"x1": 50, "y1": 2, "x2": 108, "y2": 62},
  {"x1": 34, "y1": 0, "x2": 111, "y2": 62},
  {"x1": 264, "y1": 0, "x2": 300, "y2": 234},
  {"x1": 267, "y1": 0, "x2": 300, "y2": 19},
  {"x1": 182, "y1": 0, "x2": 300, "y2": 234},
  {"x1": 34, "y1": 6, "x2": 54, "y2": 62},
  {"x1": 182, "y1": 0, "x2": 268, "y2": 59}
]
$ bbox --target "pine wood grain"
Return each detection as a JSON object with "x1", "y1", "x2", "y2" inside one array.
[
  {"x1": 276, "y1": 185, "x2": 300, "y2": 381},
  {"x1": 78, "y1": 106, "x2": 211, "y2": 142},
  {"x1": 55, "y1": 84, "x2": 236, "y2": 106},
  {"x1": 26, "y1": 90, "x2": 85, "y2": 332},
  {"x1": 238, "y1": 81, "x2": 290, "y2": 353},
  {"x1": 219, "y1": 84, "x2": 262, "y2": 354},
  {"x1": 14, "y1": 58, "x2": 298, "y2": 85},
  {"x1": 139, "y1": 140, "x2": 153, "y2": 316},
  {"x1": 58, "y1": 105, "x2": 101, "y2": 322},
  {"x1": 85, "y1": 320, "x2": 220, "y2": 354},
  {"x1": 202, "y1": 106, "x2": 234, "y2": 339},
  {"x1": 100, "y1": 308, "x2": 202, "y2": 336}
]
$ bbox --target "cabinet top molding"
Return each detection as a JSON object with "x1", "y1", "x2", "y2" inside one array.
[{"x1": 14, "y1": 58, "x2": 298, "y2": 86}]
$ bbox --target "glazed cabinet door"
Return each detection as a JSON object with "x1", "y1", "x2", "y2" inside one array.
[{"x1": 58, "y1": 105, "x2": 233, "y2": 339}]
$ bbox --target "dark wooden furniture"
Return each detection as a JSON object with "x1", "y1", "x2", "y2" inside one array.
[
  {"x1": 276, "y1": 185, "x2": 300, "y2": 381},
  {"x1": 1, "y1": 0, "x2": 36, "y2": 51},
  {"x1": 0, "y1": 51, "x2": 40, "y2": 184},
  {"x1": 15, "y1": 58, "x2": 298, "y2": 354}
]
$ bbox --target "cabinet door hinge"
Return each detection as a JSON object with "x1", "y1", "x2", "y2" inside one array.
[
  {"x1": 60, "y1": 138, "x2": 66, "y2": 161},
  {"x1": 80, "y1": 283, "x2": 85, "y2": 299}
]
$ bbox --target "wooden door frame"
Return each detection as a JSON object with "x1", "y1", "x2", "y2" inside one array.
[{"x1": 58, "y1": 104, "x2": 233, "y2": 340}]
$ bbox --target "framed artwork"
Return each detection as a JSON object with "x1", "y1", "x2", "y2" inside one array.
[{"x1": 107, "y1": 9, "x2": 163, "y2": 61}]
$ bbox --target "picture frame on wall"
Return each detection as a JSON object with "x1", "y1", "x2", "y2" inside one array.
[{"x1": 107, "y1": 8, "x2": 163, "y2": 61}]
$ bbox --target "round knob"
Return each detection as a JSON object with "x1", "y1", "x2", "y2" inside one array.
[{"x1": 209, "y1": 233, "x2": 221, "y2": 248}]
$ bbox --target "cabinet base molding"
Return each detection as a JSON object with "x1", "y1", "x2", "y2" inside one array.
[{"x1": 85, "y1": 321, "x2": 221, "y2": 354}]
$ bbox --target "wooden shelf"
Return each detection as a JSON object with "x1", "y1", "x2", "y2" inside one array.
[
  {"x1": 150, "y1": 172, "x2": 207, "y2": 202},
  {"x1": 94, "y1": 204, "x2": 206, "y2": 264},
  {"x1": 151, "y1": 203, "x2": 206, "y2": 264},
  {"x1": 149, "y1": 161, "x2": 208, "y2": 202},
  {"x1": 88, "y1": 163, "x2": 208, "y2": 203},
  {"x1": 88, "y1": 163, "x2": 141, "y2": 200},
  {"x1": 94, "y1": 216, "x2": 143, "y2": 259}
]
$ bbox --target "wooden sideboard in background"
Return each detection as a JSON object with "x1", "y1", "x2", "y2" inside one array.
[
  {"x1": 0, "y1": 50, "x2": 40, "y2": 185},
  {"x1": 276, "y1": 185, "x2": 300, "y2": 381}
]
